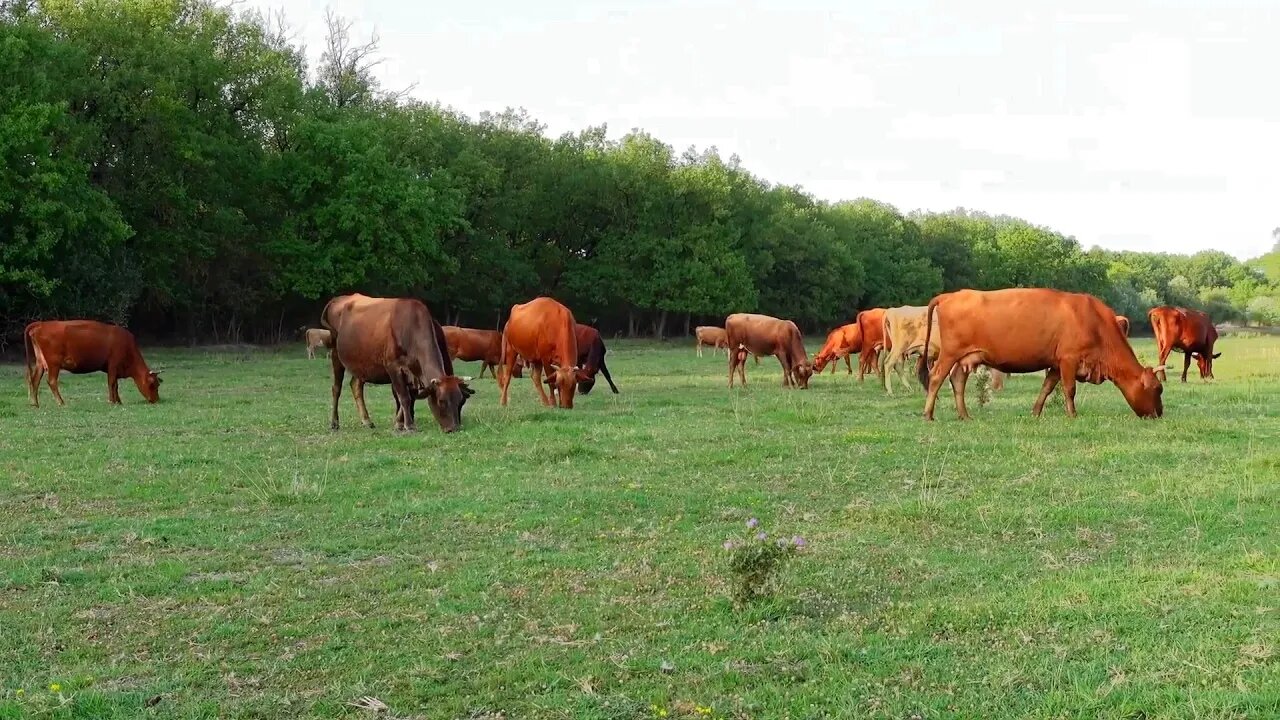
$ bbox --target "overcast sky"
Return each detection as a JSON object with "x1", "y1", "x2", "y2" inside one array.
[{"x1": 247, "y1": 0, "x2": 1279, "y2": 259}]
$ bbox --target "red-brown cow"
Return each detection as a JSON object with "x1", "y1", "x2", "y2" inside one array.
[
  {"x1": 24, "y1": 320, "x2": 163, "y2": 407},
  {"x1": 1148, "y1": 306, "x2": 1220, "y2": 382},
  {"x1": 322, "y1": 294, "x2": 472, "y2": 433},
  {"x1": 499, "y1": 297, "x2": 590, "y2": 409},
  {"x1": 855, "y1": 308, "x2": 887, "y2": 380},
  {"x1": 442, "y1": 326, "x2": 524, "y2": 379},
  {"x1": 725, "y1": 313, "x2": 812, "y2": 389},
  {"x1": 812, "y1": 323, "x2": 862, "y2": 375},
  {"x1": 918, "y1": 289, "x2": 1165, "y2": 420}
]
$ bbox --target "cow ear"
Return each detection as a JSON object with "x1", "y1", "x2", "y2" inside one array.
[
  {"x1": 427, "y1": 378, "x2": 440, "y2": 392},
  {"x1": 1212, "y1": 352, "x2": 1222, "y2": 359}
]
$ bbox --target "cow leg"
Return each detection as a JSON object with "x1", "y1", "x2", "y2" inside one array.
[
  {"x1": 1155, "y1": 344, "x2": 1171, "y2": 382},
  {"x1": 882, "y1": 348, "x2": 903, "y2": 395},
  {"x1": 949, "y1": 365, "x2": 972, "y2": 421},
  {"x1": 776, "y1": 353, "x2": 791, "y2": 387},
  {"x1": 390, "y1": 373, "x2": 416, "y2": 431},
  {"x1": 28, "y1": 364, "x2": 44, "y2": 408},
  {"x1": 923, "y1": 354, "x2": 959, "y2": 421},
  {"x1": 1031, "y1": 369, "x2": 1061, "y2": 417},
  {"x1": 696, "y1": 340, "x2": 703, "y2": 358},
  {"x1": 728, "y1": 348, "x2": 740, "y2": 388},
  {"x1": 351, "y1": 377, "x2": 374, "y2": 428},
  {"x1": 329, "y1": 358, "x2": 345, "y2": 430},
  {"x1": 47, "y1": 366, "x2": 66, "y2": 406},
  {"x1": 530, "y1": 363, "x2": 553, "y2": 407},
  {"x1": 844, "y1": 353, "x2": 853, "y2": 375},
  {"x1": 599, "y1": 358, "x2": 620, "y2": 394},
  {"x1": 307, "y1": 345, "x2": 315, "y2": 360},
  {"x1": 107, "y1": 371, "x2": 122, "y2": 405},
  {"x1": 1058, "y1": 366, "x2": 1080, "y2": 417},
  {"x1": 1181, "y1": 350, "x2": 1192, "y2": 383}
]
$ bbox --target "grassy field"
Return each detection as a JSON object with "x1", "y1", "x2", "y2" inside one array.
[{"x1": 1, "y1": 335, "x2": 1277, "y2": 719}]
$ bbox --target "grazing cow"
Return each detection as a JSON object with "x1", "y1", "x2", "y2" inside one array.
[
  {"x1": 695, "y1": 326, "x2": 729, "y2": 357},
  {"x1": 812, "y1": 323, "x2": 863, "y2": 375},
  {"x1": 1148, "y1": 306, "x2": 1220, "y2": 382},
  {"x1": 880, "y1": 306, "x2": 939, "y2": 394},
  {"x1": 442, "y1": 326, "x2": 524, "y2": 379},
  {"x1": 499, "y1": 297, "x2": 590, "y2": 409},
  {"x1": 301, "y1": 327, "x2": 333, "y2": 359},
  {"x1": 24, "y1": 320, "x2": 163, "y2": 406},
  {"x1": 1115, "y1": 315, "x2": 1130, "y2": 338},
  {"x1": 725, "y1": 313, "x2": 813, "y2": 389},
  {"x1": 855, "y1": 308, "x2": 887, "y2": 380},
  {"x1": 322, "y1": 293, "x2": 472, "y2": 433},
  {"x1": 543, "y1": 323, "x2": 621, "y2": 401},
  {"x1": 918, "y1": 288, "x2": 1165, "y2": 420}
]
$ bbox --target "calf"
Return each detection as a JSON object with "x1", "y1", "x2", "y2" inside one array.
[{"x1": 302, "y1": 327, "x2": 333, "y2": 359}]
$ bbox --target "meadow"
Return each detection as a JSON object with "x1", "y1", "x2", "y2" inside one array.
[{"x1": 1, "y1": 336, "x2": 1277, "y2": 720}]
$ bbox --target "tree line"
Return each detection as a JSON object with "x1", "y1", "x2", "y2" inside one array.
[{"x1": 4, "y1": 0, "x2": 1279, "y2": 347}]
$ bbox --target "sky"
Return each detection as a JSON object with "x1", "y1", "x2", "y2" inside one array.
[{"x1": 246, "y1": 0, "x2": 1279, "y2": 260}]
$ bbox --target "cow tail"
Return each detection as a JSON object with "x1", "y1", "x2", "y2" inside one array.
[
  {"x1": 917, "y1": 298, "x2": 939, "y2": 388},
  {"x1": 23, "y1": 322, "x2": 36, "y2": 388}
]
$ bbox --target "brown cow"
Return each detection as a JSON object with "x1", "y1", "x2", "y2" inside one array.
[
  {"x1": 1115, "y1": 315, "x2": 1130, "y2": 338},
  {"x1": 544, "y1": 323, "x2": 621, "y2": 401},
  {"x1": 812, "y1": 323, "x2": 862, "y2": 375},
  {"x1": 695, "y1": 326, "x2": 729, "y2": 357},
  {"x1": 725, "y1": 313, "x2": 813, "y2": 389},
  {"x1": 918, "y1": 289, "x2": 1165, "y2": 420},
  {"x1": 1148, "y1": 306, "x2": 1220, "y2": 382},
  {"x1": 301, "y1": 327, "x2": 333, "y2": 359},
  {"x1": 442, "y1": 326, "x2": 524, "y2": 379},
  {"x1": 499, "y1": 297, "x2": 590, "y2": 409},
  {"x1": 855, "y1": 308, "x2": 887, "y2": 380},
  {"x1": 24, "y1": 320, "x2": 163, "y2": 406},
  {"x1": 322, "y1": 294, "x2": 472, "y2": 433}
]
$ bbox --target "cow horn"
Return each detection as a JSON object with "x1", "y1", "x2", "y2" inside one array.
[
  {"x1": 461, "y1": 376, "x2": 473, "y2": 383},
  {"x1": 1152, "y1": 364, "x2": 1169, "y2": 372},
  {"x1": 152, "y1": 369, "x2": 165, "y2": 375}
]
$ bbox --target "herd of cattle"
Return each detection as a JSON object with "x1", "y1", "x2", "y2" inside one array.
[{"x1": 21, "y1": 287, "x2": 1223, "y2": 432}]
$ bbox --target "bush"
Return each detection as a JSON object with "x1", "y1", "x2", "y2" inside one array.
[{"x1": 723, "y1": 518, "x2": 806, "y2": 604}]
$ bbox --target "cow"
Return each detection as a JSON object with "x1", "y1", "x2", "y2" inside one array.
[
  {"x1": 855, "y1": 308, "x2": 887, "y2": 380},
  {"x1": 321, "y1": 293, "x2": 472, "y2": 433},
  {"x1": 1115, "y1": 315, "x2": 1130, "y2": 338},
  {"x1": 725, "y1": 313, "x2": 813, "y2": 389},
  {"x1": 442, "y1": 326, "x2": 524, "y2": 379},
  {"x1": 695, "y1": 326, "x2": 729, "y2": 357},
  {"x1": 499, "y1": 297, "x2": 590, "y2": 409},
  {"x1": 917, "y1": 288, "x2": 1165, "y2": 420},
  {"x1": 542, "y1": 323, "x2": 621, "y2": 401},
  {"x1": 301, "y1": 327, "x2": 333, "y2": 359},
  {"x1": 880, "y1": 306, "x2": 939, "y2": 394},
  {"x1": 24, "y1": 320, "x2": 163, "y2": 407},
  {"x1": 812, "y1": 323, "x2": 863, "y2": 375},
  {"x1": 1148, "y1": 306, "x2": 1220, "y2": 382}
]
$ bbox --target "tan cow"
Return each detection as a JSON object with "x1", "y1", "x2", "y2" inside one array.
[
  {"x1": 880, "y1": 306, "x2": 938, "y2": 394},
  {"x1": 302, "y1": 327, "x2": 333, "y2": 359},
  {"x1": 724, "y1": 313, "x2": 812, "y2": 389},
  {"x1": 695, "y1": 326, "x2": 729, "y2": 357}
]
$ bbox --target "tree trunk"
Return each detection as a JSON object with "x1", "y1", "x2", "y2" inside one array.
[
  {"x1": 683, "y1": 313, "x2": 691, "y2": 337},
  {"x1": 628, "y1": 309, "x2": 637, "y2": 338},
  {"x1": 652, "y1": 310, "x2": 668, "y2": 339}
]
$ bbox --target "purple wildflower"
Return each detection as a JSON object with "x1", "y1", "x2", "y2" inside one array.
[
  {"x1": 792, "y1": 536, "x2": 807, "y2": 548},
  {"x1": 723, "y1": 540, "x2": 735, "y2": 550},
  {"x1": 746, "y1": 518, "x2": 759, "y2": 530},
  {"x1": 755, "y1": 532, "x2": 767, "y2": 541}
]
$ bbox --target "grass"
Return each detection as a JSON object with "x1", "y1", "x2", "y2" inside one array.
[{"x1": 0, "y1": 336, "x2": 1277, "y2": 719}]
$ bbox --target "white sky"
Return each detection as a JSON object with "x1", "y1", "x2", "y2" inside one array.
[{"x1": 247, "y1": 0, "x2": 1280, "y2": 260}]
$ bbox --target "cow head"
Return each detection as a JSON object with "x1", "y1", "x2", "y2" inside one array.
[
  {"x1": 547, "y1": 364, "x2": 591, "y2": 408},
  {"x1": 142, "y1": 369, "x2": 163, "y2": 403},
  {"x1": 811, "y1": 353, "x2": 828, "y2": 374},
  {"x1": 577, "y1": 370, "x2": 597, "y2": 395},
  {"x1": 419, "y1": 375, "x2": 473, "y2": 432},
  {"x1": 1192, "y1": 351, "x2": 1221, "y2": 379},
  {"x1": 792, "y1": 361, "x2": 813, "y2": 389},
  {"x1": 1120, "y1": 365, "x2": 1165, "y2": 418}
]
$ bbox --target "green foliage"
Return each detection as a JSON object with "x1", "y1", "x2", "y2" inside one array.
[
  {"x1": 1, "y1": 1, "x2": 1275, "y2": 341},
  {"x1": 723, "y1": 517, "x2": 807, "y2": 604}
]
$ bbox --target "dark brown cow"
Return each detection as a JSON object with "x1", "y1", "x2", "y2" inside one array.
[
  {"x1": 442, "y1": 326, "x2": 524, "y2": 379},
  {"x1": 322, "y1": 293, "x2": 472, "y2": 433},
  {"x1": 812, "y1": 323, "x2": 862, "y2": 375},
  {"x1": 918, "y1": 288, "x2": 1165, "y2": 420},
  {"x1": 1148, "y1": 306, "x2": 1220, "y2": 382},
  {"x1": 499, "y1": 297, "x2": 590, "y2": 409},
  {"x1": 24, "y1": 320, "x2": 163, "y2": 406},
  {"x1": 543, "y1": 323, "x2": 621, "y2": 401},
  {"x1": 855, "y1": 308, "x2": 887, "y2": 380},
  {"x1": 725, "y1": 313, "x2": 812, "y2": 389}
]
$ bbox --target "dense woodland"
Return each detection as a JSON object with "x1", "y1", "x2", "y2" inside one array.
[{"x1": 3, "y1": 0, "x2": 1280, "y2": 347}]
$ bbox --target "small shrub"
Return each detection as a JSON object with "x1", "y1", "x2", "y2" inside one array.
[{"x1": 723, "y1": 518, "x2": 806, "y2": 604}]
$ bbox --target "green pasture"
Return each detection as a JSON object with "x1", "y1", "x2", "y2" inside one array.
[{"x1": 1, "y1": 336, "x2": 1277, "y2": 719}]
